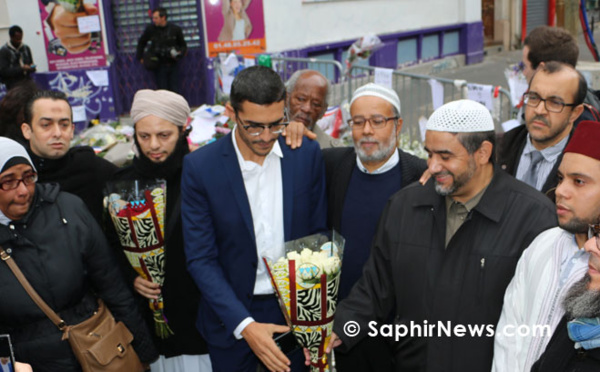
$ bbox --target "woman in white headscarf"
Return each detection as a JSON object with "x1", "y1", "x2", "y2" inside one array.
[{"x1": 0, "y1": 137, "x2": 157, "y2": 371}]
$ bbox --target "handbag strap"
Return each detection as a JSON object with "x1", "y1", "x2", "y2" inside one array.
[{"x1": 0, "y1": 246, "x2": 67, "y2": 331}]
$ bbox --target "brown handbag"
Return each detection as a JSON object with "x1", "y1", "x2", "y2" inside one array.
[{"x1": 0, "y1": 247, "x2": 144, "y2": 372}]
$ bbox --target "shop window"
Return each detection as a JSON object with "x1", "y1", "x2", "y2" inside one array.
[
  {"x1": 442, "y1": 31, "x2": 459, "y2": 56},
  {"x1": 422, "y1": 34, "x2": 439, "y2": 60},
  {"x1": 397, "y1": 38, "x2": 417, "y2": 65}
]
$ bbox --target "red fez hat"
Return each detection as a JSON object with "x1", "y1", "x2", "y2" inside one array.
[{"x1": 564, "y1": 121, "x2": 600, "y2": 160}]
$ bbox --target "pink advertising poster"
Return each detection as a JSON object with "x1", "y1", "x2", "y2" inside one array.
[
  {"x1": 39, "y1": 0, "x2": 107, "y2": 71},
  {"x1": 202, "y1": 0, "x2": 267, "y2": 57}
]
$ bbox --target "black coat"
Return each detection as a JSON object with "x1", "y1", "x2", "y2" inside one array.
[
  {"x1": 109, "y1": 139, "x2": 208, "y2": 358},
  {"x1": 0, "y1": 42, "x2": 34, "y2": 89},
  {"x1": 135, "y1": 23, "x2": 187, "y2": 64},
  {"x1": 322, "y1": 147, "x2": 427, "y2": 232},
  {"x1": 28, "y1": 146, "x2": 117, "y2": 224},
  {"x1": 322, "y1": 148, "x2": 426, "y2": 371},
  {"x1": 333, "y1": 169, "x2": 557, "y2": 372},
  {"x1": 0, "y1": 183, "x2": 157, "y2": 371},
  {"x1": 532, "y1": 316, "x2": 600, "y2": 372}
]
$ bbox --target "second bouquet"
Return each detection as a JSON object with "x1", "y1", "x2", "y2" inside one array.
[{"x1": 263, "y1": 231, "x2": 345, "y2": 372}]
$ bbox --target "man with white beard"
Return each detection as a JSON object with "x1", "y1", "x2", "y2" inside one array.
[
  {"x1": 531, "y1": 225, "x2": 600, "y2": 371},
  {"x1": 322, "y1": 83, "x2": 426, "y2": 370}
]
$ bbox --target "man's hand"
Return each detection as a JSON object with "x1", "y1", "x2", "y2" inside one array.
[
  {"x1": 281, "y1": 121, "x2": 317, "y2": 149},
  {"x1": 326, "y1": 332, "x2": 342, "y2": 353},
  {"x1": 15, "y1": 362, "x2": 33, "y2": 372},
  {"x1": 241, "y1": 322, "x2": 292, "y2": 372},
  {"x1": 22, "y1": 65, "x2": 34, "y2": 72},
  {"x1": 133, "y1": 276, "x2": 161, "y2": 300},
  {"x1": 303, "y1": 332, "x2": 342, "y2": 366},
  {"x1": 419, "y1": 169, "x2": 432, "y2": 185},
  {"x1": 50, "y1": 4, "x2": 98, "y2": 54}
]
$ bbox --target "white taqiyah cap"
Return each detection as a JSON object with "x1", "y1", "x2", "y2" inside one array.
[
  {"x1": 426, "y1": 99, "x2": 494, "y2": 133},
  {"x1": 350, "y1": 83, "x2": 401, "y2": 115}
]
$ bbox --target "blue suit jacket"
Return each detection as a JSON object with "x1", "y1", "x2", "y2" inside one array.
[{"x1": 181, "y1": 133, "x2": 327, "y2": 348}]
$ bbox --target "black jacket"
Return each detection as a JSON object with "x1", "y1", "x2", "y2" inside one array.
[
  {"x1": 333, "y1": 169, "x2": 557, "y2": 372},
  {"x1": 322, "y1": 147, "x2": 427, "y2": 232},
  {"x1": 0, "y1": 183, "x2": 157, "y2": 371},
  {"x1": 109, "y1": 137, "x2": 208, "y2": 357},
  {"x1": 28, "y1": 146, "x2": 117, "y2": 224},
  {"x1": 136, "y1": 23, "x2": 187, "y2": 63},
  {"x1": 0, "y1": 42, "x2": 34, "y2": 89},
  {"x1": 532, "y1": 316, "x2": 600, "y2": 372}
]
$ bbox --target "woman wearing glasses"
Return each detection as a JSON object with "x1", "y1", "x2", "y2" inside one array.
[{"x1": 0, "y1": 137, "x2": 157, "y2": 371}]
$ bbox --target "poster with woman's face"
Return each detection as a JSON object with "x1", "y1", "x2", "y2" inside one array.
[{"x1": 201, "y1": 0, "x2": 266, "y2": 57}]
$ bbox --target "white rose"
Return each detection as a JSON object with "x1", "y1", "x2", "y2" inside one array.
[{"x1": 323, "y1": 256, "x2": 341, "y2": 275}]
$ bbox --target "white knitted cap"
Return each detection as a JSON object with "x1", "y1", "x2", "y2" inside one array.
[
  {"x1": 426, "y1": 100, "x2": 494, "y2": 133},
  {"x1": 350, "y1": 83, "x2": 401, "y2": 115}
]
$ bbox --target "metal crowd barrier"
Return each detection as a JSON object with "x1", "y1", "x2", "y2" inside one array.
[
  {"x1": 211, "y1": 56, "x2": 347, "y2": 108},
  {"x1": 346, "y1": 65, "x2": 515, "y2": 143},
  {"x1": 210, "y1": 55, "x2": 516, "y2": 145}
]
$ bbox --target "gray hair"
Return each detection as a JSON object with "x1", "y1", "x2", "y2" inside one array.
[{"x1": 285, "y1": 69, "x2": 330, "y2": 107}]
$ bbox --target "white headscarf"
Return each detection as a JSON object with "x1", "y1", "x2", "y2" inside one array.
[{"x1": 0, "y1": 137, "x2": 36, "y2": 224}]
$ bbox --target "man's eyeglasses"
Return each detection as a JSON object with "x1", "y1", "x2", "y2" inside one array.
[
  {"x1": 589, "y1": 223, "x2": 600, "y2": 250},
  {"x1": 348, "y1": 115, "x2": 398, "y2": 129},
  {"x1": 235, "y1": 112, "x2": 289, "y2": 136},
  {"x1": 0, "y1": 172, "x2": 38, "y2": 191},
  {"x1": 523, "y1": 92, "x2": 577, "y2": 113}
]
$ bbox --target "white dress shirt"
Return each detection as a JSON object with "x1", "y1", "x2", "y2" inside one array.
[{"x1": 231, "y1": 127, "x2": 285, "y2": 339}]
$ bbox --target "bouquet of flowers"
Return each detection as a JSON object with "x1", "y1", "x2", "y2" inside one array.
[
  {"x1": 104, "y1": 180, "x2": 173, "y2": 338},
  {"x1": 263, "y1": 231, "x2": 345, "y2": 372}
]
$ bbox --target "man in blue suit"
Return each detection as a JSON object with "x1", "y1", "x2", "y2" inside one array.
[{"x1": 181, "y1": 66, "x2": 327, "y2": 372}]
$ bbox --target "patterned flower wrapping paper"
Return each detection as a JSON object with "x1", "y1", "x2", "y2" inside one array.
[
  {"x1": 264, "y1": 231, "x2": 345, "y2": 372},
  {"x1": 105, "y1": 180, "x2": 173, "y2": 338}
]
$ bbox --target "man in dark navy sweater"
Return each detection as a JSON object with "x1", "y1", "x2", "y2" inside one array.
[{"x1": 323, "y1": 83, "x2": 426, "y2": 371}]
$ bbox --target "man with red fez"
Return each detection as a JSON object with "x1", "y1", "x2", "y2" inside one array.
[{"x1": 494, "y1": 121, "x2": 600, "y2": 372}]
